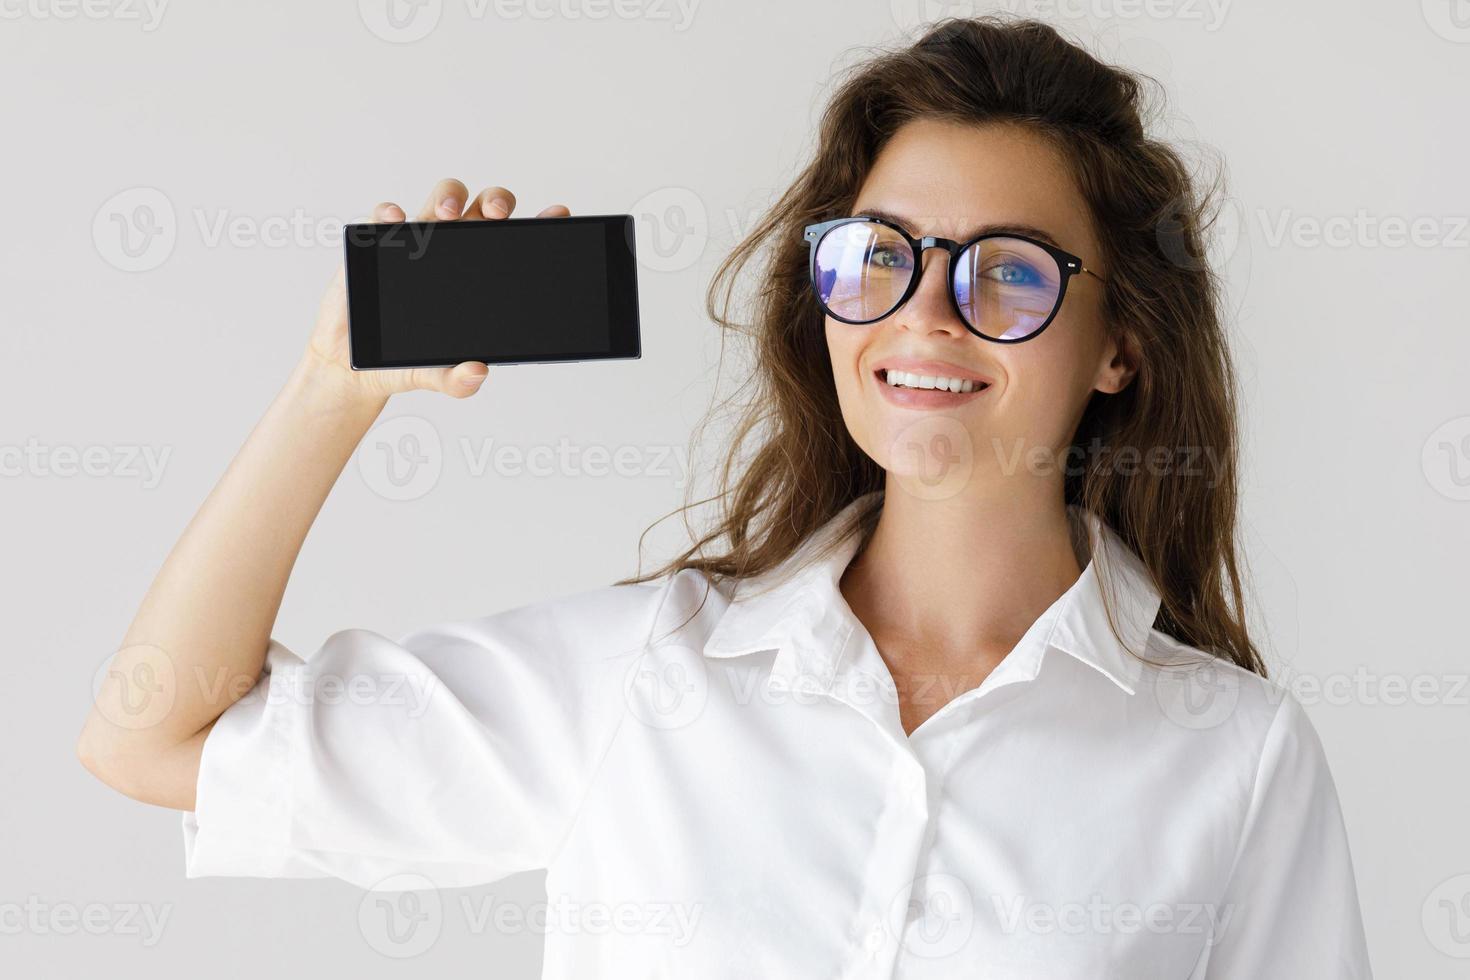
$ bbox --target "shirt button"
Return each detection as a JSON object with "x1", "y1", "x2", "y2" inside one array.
[{"x1": 863, "y1": 923, "x2": 885, "y2": 954}]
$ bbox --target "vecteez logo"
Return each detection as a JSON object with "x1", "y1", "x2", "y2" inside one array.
[
  {"x1": 357, "y1": 0, "x2": 700, "y2": 42},
  {"x1": 0, "y1": 0, "x2": 170, "y2": 31},
  {"x1": 358, "y1": 0, "x2": 443, "y2": 43},
  {"x1": 1423, "y1": 0, "x2": 1470, "y2": 42},
  {"x1": 93, "y1": 187, "x2": 177, "y2": 273},
  {"x1": 92, "y1": 187, "x2": 406, "y2": 272}
]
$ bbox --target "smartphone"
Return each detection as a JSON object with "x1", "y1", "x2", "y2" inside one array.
[{"x1": 343, "y1": 213, "x2": 641, "y2": 369}]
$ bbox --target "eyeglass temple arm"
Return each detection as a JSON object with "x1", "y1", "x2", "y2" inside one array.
[{"x1": 1056, "y1": 252, "x2": 1108, "y2": 285}]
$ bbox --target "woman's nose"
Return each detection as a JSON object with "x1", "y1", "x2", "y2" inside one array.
[{"x1": 894, "y1": 248, "x2": 968, "y2": 338}]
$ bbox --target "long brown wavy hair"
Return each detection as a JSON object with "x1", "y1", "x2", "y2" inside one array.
[{"x1": 616, "y1": 15, "x2": 1264, "y2": 676}]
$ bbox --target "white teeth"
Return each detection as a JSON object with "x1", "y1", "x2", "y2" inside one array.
[{"x1": 882, "y1": 369, "x2": 984, "y2": 393}]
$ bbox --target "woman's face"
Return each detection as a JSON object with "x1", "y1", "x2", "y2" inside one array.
[{"x1": 824, "y1": 118, "x2": 1135, "y2": 499}]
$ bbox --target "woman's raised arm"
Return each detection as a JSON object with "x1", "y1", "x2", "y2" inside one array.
[{"x1": 76, "y1": 179, "x2": 566, "y2": 810}]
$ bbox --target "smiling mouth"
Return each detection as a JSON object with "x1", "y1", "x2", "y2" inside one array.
[{"x1": 876, "y1": 368, "x2": 990, "y2": 394}]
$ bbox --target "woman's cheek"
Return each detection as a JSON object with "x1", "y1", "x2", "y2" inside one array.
[
  {"x1": 983, "y1": 345, "x2": 1091, "y2": 457},
  {"x1": 826, "y1": 334, "x2": 890, "y2": 468}
]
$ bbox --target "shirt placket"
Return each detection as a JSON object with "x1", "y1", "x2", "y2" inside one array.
[
  {"x1": 812, "y1": 620, "x2": 937, "y2": 978},
  {"x1": 825, "y1": 611, "x2": 1061, "y2": 977},
  {"x1": 837, "y1": 739, "x2": 929, "y2": 979}
]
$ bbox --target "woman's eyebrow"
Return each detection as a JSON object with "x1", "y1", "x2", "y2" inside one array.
[{"x1": 854, "y1": 207, "x2": 1064, "y2": 248}]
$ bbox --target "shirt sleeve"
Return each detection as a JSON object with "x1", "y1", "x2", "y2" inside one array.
[
  {"x1": 181, "y1": 579, "x2": 669, "y2": 890},
  {"x1": 1200, "y1": 692, "x2": 1373, "y2": 979}
]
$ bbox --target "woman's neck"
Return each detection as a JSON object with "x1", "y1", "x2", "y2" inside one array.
[{"x1": 840, "y1": 477, "x2": 1083, "y2": 663}]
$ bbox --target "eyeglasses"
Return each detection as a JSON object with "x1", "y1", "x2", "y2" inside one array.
[{"x1": 802, "y1": 215, "x2": 1106, "y2": 343}]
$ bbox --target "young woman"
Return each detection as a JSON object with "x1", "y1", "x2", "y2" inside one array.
[{"x1": 78, "y1": 16, "x2": 1372, "y2": 978}]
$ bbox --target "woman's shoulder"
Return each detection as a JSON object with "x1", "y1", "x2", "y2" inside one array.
[
  {"x1": 407, "y1": 566, "x2": 734, "y2": 666},
  {"x1": 1137, "y1": 627, "x2": 1329, "y2": 772}
]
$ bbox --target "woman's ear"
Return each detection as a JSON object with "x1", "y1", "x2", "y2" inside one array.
[{"x1": 1094, "y1": 331, "x2": 1140, "y2": 394}]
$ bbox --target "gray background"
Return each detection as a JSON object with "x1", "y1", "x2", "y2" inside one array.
[{"x1": 3, "y1": 0, "x2": 1468, "y2": 976}]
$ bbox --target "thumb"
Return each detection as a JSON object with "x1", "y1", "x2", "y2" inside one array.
[{"x1": 409, "y1": 361, "x2": 489, "y2": 397}]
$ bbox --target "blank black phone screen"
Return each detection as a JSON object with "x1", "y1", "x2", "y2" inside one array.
[
  {"x1": 345, "y1": 215, "x2": 640, "y2": 368},
  {"x1": 376, "y1": 222, "x2": 606, "y2": 359}
]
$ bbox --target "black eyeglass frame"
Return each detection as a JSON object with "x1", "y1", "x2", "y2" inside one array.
[{"x1": 802, "y1": 215, "x2": 1106, "y2": 344}]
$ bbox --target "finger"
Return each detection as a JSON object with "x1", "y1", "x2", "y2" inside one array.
[
  {"x1": 318, "y1": 264, "x2": 348, "y2": 320},
  {"x1": 371, "y1": 201, "x2": 406, "y2": 223},
  {"x1": 466, "y1": 186, "x2": 518, "y2": 220},
  {"x1": 417, "y1": 178, "x2": 470, "y2": 221},
  {"x1": 536, "y1": 204, "x2": 571, "y2": 218},
  {"x1": 407, "y1": 361, "x2": 489, "y2": 397}
]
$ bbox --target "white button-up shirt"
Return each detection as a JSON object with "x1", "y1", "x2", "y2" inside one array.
[{"x1": 183, "y1": 491, "x2": 1372, "y2": 978}]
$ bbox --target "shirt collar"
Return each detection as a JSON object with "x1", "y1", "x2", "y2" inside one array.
[{"x1": 703, "y1": 491, "x2": 1163, "y2": 696}]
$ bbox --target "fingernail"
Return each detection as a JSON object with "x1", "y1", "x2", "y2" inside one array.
[
  {"x1": 488, "y1": 198, "x2": 510, "y2": 217},
  {"x1": 439, "y1": 198, "x2": 461, "y2": 217},
  {"x1": 461, "y1": 372, "x2": 487, "y2": 387}
]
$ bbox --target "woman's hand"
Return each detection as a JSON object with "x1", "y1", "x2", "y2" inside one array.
[{"x1": 304, "y1": 178, "x2": 573, "y2": 406}]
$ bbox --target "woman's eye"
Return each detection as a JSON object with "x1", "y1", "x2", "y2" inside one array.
[
  {"x1": 982, "y1": 261, "x2": 1042, "y2": 286},
  {"x1": 868, "y1": 246, "x2": 910, "y2": 270}
]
